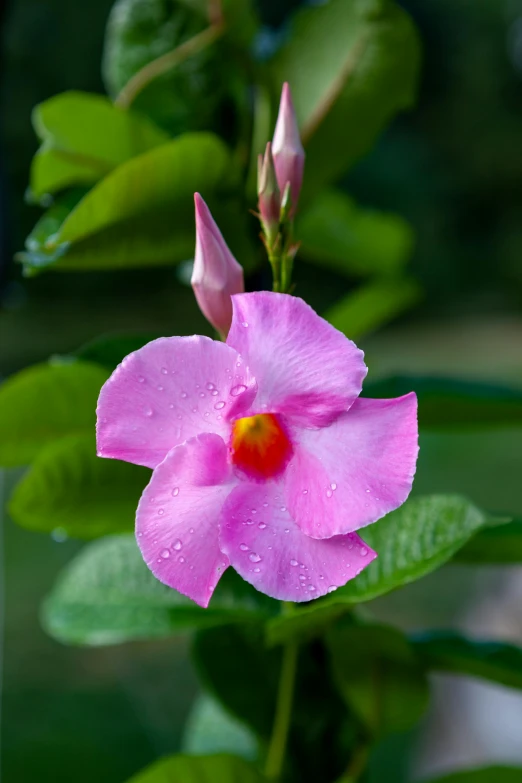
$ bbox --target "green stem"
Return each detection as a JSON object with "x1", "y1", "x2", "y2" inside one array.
[{"x1": 265, "y1": 637, "x2": 299, "y2": 779}]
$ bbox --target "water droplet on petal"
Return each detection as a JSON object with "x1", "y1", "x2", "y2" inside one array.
[
  {"x1": 242, "y1": 321, "x2": 249, "y2": 327},
  {"x1": 206, "y1": 382, "x2": 214, "y2": 390},
  {"x1": 360, "y1": 547, "x2": 368, "y2": 557},
  {"x1": 326, "y1": 489, "x2": 333, "y2": 498},
  {"x1": 327, "y1": 585, "x2": 338, "y2": 593},
  {"x1": 249, "y1": 552, "x2": 262, "y2": 563},
  {"x1": 178, "y1": 556, "x2": 185, "y2": 563},
  {"x1": 160, "y1": 549, "x2": 170, "y2": 558},
  {"x1": 299, "y1": 574, "x2": 306, "y2": 581},
  {"x1": 245, "y1": 518, "x2": 254, "y2": 525},
  {"x1": 211, "y1": 389, "x2": 218, "y2": 396},
  {"x1": 302, "y1": 489, "x2": 308, "y2": 495},
  {"x1": 230, "y1": 384, "x2": 247, "y2": 397},
  {"x1": 308, "y1": 585, "x2": 316, "y2": 592},
  {"x1": 157, "y1": 385, "x2": 164, "y2": 391},
  {"x1": 144, "y1": 407, "x2": 153, "y2": 417},
  {"x1": 181, "y1": 391, "x2": 187, "y2": 398},
  {"x1": 173, "y1": 539, "x2": 182, "y2": 551},
  {"x1": 158, "y1": 508, "x2": 164, "y2": 515},
  {"x1": 137, "y1": 375, "x2": 145, "y2": 383},
  {"x1": 290, "y1": 559, "x2": 298, "y2": 566},
  {"x1": 239, "y1": 544, "x2": 249, "y2": 551},
  {"x1": 161, "y1": 367, "x2": 168, "y2": 375},
  {"x1": 284, "y1": 528, "x2": 290, "y2": 533},
  {"x1": 169, "y1": 403, "x2": 175, "y2": 409},
  {"x1": 172, "y1": 487, "x2": 179, "y2": 497},
  {"x1": 214, "y1": 401, "x2": 226, "y2": 410},
  {"x1": 253, "y1": 567, "x2": 261, "y2": 573},
  {"x1": 365, "y1": 488, "x2": 371, "y2": 493},
  {"x1": 330, "y1": 483, "x2": 337, "y2": 491},
  {"x1": 258, "y1": 522, "x2": 267, "y2": 530},
  {"x1": 280, "y1": 506, "x2": 287, "y2": 512}
]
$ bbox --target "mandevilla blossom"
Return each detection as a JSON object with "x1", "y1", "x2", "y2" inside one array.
[
  {"x1": 257, "y1": 142, "x2": 280, "y2": 245},
  {"x1": 191, "y1": 193, "x2": 244, "y2": 338},
  {"x1": 272, "y1": 82, "x2": 305, "y2": 214},
  {"x1": 97, "y1": 293, "x2": 418, "y2": 607}
]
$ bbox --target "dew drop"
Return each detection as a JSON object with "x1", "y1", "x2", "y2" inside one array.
[
  {"x1": 327, "y1": 585, "x2": 338, "y2": 593},
  {"x1": 280, "y1": 506, "x2": 287, "y2": 512},
  {"x1": 158, "y1": 508, "x2": 164, "y2": 515},
  {"x1": 245, "y1": 518, "x2": 254, "y2": 525},
  {"x1": 169, "y1": 403, "x2": 175, "y2": 409},
  {"x1": 360, "y1": 547, "x2": 368, "y2": 557},
  {"x1": 157, "y1": 385, "x2": 164, "y2": 391},
  {"x1": 302, "y1": 489, "x2": 308, "y2": 495},
  {"x1": 242, "y1": 321, "x2": 249, "y2": 327},
  {"x1": 214, "y1": 401, "x2": 226, "y2": 410},
  {"x1": 365, "y1": 488, "x2": 371, "y2": 493},
  {"x1": 137, "y1": 375, "x2": 145, "y2": 383},
  {"x1": 290, "y1": 559, "x2": 298, "y2": 566},
  {"x1": 178, "y1": 556, "x2": 185, "y2": 563},
  {"x1": 284, "y1": 528, "x2": 290, "y2": 533},
  {"x1": 189, "y1": 528, "x2": 194, "y2": 534},
  {"x1": 253, "y1": 567, "x2": 261, "y2": 573},
  {"x1": 160, "y1": 549, "x2": 170, "y2": 559},
  {"x1": 239, "y1": 544, "x2": 249, "y2": 551},
  {"x1": 248, "y1": 552, "x2": 262, "y2": 563},
  {"x1": 173, "y1": 539, "x2": 182, "y2": 551},
  {"x1": 299, "y1": 574, "x2": 306, "y2": 581},
  {"x1": 258, "y1": 522, "x2": 267, "y2": 530},
  {"x1": 51, "y1": 527, "x2": 68, "y2": 543},
  {"x1": 144, "y1": 407, "x2": 153, "y2": 417},
  {"x1": 206, "y1": 382, "x2": 215, "y2": 390},
  {"x1": 230, "y1": 384, "x2": 247, "y2": 397},
  {"x1": 199, "y1": 392, "x2": 205, "y2": 398},
  {"x1": 326, "y1": 489, "x2": 333, "y2": 498},
  {"x1": 330, "y1": 483, "x2": 337, "y2": 491},
  {"x1": 172, "y1": 487, "x2": 179, "y2": 497},
  {"x1": 181, "y1": 391, "x2": 187, "y2": 398},
  {"x1": 308, "y1": 585, "x2": 316, "y2": 592},
  {"x1": 211, "y1": 389, "x2": 218, "y2": 396},
  {"x1": 263, "y1": 502, "x2": 269, "y2": 507},
  {"x1": 161, "y1": 367, "x2": 168, "y2": 375}
]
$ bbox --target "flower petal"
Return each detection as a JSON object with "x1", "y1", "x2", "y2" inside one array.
[
  {"x1": 219, "y1": 482, "x2": 376, "y2": 602},
  {"x1": 136, "y1": 433, "x2": 237, "y2": 608},
  {"x1": 226, "y1": 292, "x2": 367, "y2": 426},
  {"x1": 286, "y1": 393, "x2": 418, "y2": 538},
  {"x1": 97, "y1": 335, "x2": 256, "y2": 469}
]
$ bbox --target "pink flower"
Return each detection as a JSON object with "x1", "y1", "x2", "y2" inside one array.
[
  {"x1": 257, "y1": 142, "x2": 280, "y2": 245},
  {"x1": 272, "y1": 83, "x2": 305, "y2": 215},
  {"x1": 191, "y1": 193, "x2": 244, "y2": 338},
  {"x1": 97, "y1": 293, "x2": 418, "y2": 607}
]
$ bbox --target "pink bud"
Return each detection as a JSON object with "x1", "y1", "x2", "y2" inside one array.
[
  {"x1": 257, "y1": 142, "x2": 280, "y2": 245},
  {"x1": 192, "y1": 193, "x2": 244, "y2": 338},
  {"x1": 272, "y1": 82, "x2": 305, "y2": 216}
]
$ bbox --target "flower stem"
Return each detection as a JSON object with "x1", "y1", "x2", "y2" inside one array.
[{"x1": 265, "y1": 605, "x2": 299, "y2": 780}]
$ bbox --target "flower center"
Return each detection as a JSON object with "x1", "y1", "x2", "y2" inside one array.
[{"x1": 230, "y1": 413, "x2": 292, "y2": 479}]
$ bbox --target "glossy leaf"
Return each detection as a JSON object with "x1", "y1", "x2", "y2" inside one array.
[
  {"x1": 182, "y1": 695, "x2": 258, "y2": 760},
  {"x1": 455, "y1": 519, "x2": 522, "y2": 564},
  {"x1": 42, "y1": 536, "x2": 271, "y2": 646},
  {"x1": 365, "y1": 376, "x2": 522, "y2": 429},
  {"x1": 30, "y1": 91, "x2": 168, "y2": 199},
  {"x1": 412, "y1": 631, "x2": 522, "y2": 690},
  {"x1": 125, "y1": 753, "x2": 265, "y2": 783},
  {"x1": 267, "y1": 496, "x2": 490, "y2": 645},
  {"x1": 272, "y1": 0, "x2": 420, "y2": 196},
  {"x1": 325, "y1": 278, "x2": 422, "y2": 341},
  {"x1": 298, "y1": 190, "x2": 414, "y2": 277},
  {"x1": 9, "y1": 435, "x2": 150, "y2": 539},
  {"x1": 0, "y1": 360, "x2": 109, "y2": 467},
  {"x1": 328, "y1": 624, "x2": 429, "y2": 736},
  {"x1": 19, "y1": 133, "x2": 232, "y2": 274},
  {"x1": 419, "y1": 767, "x2": 522, "y2": 783}
]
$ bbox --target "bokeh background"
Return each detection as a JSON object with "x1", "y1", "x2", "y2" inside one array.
[{"x1": 1, "y1": 0, "x2": 522, "y2": 781}]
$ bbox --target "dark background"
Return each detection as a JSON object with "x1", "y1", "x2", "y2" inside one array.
[{"x1": 1, "y1": 1, "x2": 522, "y2": 781}]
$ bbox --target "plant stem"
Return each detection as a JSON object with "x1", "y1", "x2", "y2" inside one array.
[
  {"x1": 265, "y1": 608, "x2": 299, "y2": 780},
  {"x1": 115, "y1": 23, "x2": 224, "y2": 110}
]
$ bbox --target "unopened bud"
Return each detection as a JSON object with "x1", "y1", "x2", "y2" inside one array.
[
  {"x1": 192, "y1": 193, "x2": 244, "y2": 338},
  {"x1": 257, "y1": 142, "x2": 280, "y2": 246},
  {"x1": 272, "y1": 82, "x2": 305, "y2": 217}
]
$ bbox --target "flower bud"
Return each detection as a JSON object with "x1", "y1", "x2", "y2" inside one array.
[
  {"x1": 257, "y1": 142, "x2": 280, "y2": 246},
  {"x1": 192, "y1": 193, "x2": 244, "y2": 338},
  {"x1": 272, "y1": 82, "x2": 305, "y2": 216}
]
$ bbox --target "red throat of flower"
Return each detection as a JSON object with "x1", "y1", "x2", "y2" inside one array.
[{"x1": 231, "y1": 413, "x2": 292, "y2": 479}]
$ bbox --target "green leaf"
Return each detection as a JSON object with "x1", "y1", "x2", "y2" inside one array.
[
  {"x1": 124, "y1": 754, "x2": 265, "y2": 783},
  {"x1": 19, "y1": 133, "x2": 232, "y2": 274},
  {"x1": 30, "y1": 91, "x2": 169, "y2": 199},
  {"x1": 182, "y1": 695, "x2": 258, "y2": 760},
  {"x1": 297, "y1": 190, "x2": 414, "y2": 277},
  {"x1": 0, "y1": 360, "x2": 109, "y2": 467},
  {"x1": 42, "y1": 536, "x2": 271, "y2": 645},
  {"x1": 272, "y1": 0, "x2": 420, "y2": 196},
  {"x1": 75, "y1": 332, "x2": 162, "y2": 369},
  {"x1": 8, "y1": 435, "x2": 150, "y2": 539},
  {"x1": 455, "y1": 519, "x2": 522, "y2": 564},
  {"x1": 267, "y1": 496, "x2": 490, "y2": 645},
  {"x1": 365, "y1": 376, "x2": 522, "y2": 429},
  {"x1": 419, "y1": 767, "x2": 522, "y2": 783},
  {"x1": 412, "y1": 631, "x2": 522, "y2": 690},
  {"x1": 328, "y1": 624, "x2": 428, "y2": 736},
  {"x1": 325, "y1": 278, "x2": 422, "y2": 340}
]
